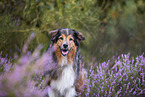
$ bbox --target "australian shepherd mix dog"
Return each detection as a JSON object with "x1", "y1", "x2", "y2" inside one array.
[{"x1": 47, "y1": 28, "x2": 87, "y2": 97}]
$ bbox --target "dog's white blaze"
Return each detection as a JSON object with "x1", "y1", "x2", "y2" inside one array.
[
  {"x1": 66, "y1": 28, "x2": 69, "y2": 35},
  {"x1": 51, "y1": 65, "x2": 76, "y2": 96}
]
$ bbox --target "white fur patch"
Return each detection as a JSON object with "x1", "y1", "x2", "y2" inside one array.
[
  {"x1": 50, "y1": 65, "x2": 75, "y2": 96},
  {"x1": 66, "y1": 28, "x2": 69, "y2": 35},
  {"x1": 48, "y1": 87, "x2": 56, "y2": 97},
  {"x1": 61, "y1": 56, "x2": 67, "y2": 66},
  {"x1": 65, "y1": 87, "x2": 76, "y2": 97}
]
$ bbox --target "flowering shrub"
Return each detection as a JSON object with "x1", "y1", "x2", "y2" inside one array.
[
  {"x1": 0, "y1": 33, "x2": 56, "y2": 97},
  {"x1": 86, "y1": 53, "x2": 145, "y2": 96},
  {"x1": 0, "y1": 33, "x2": 145, "y2": 96}
]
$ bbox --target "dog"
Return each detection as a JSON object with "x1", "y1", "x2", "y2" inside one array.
[{"x1": 47, "y1": 28, "x2": 87, "y2": 97}]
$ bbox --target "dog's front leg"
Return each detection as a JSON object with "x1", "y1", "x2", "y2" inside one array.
[
  {"x1": 48, "y1": 86, "x2": 59, "y2": 97},
  {"x1": 48, "y1": 86, "x2": 55, "y2": 97},
  {"x1": 65, "y1": 87, "x2": 76, "y2": 97}
]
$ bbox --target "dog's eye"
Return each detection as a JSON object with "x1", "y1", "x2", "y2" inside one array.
[
  {"x1": 69, "y1": 38, "x2": 73, "y2": 41},
  {"x1": 59, "y1": 37, "x2": 63, "y2": 40}
]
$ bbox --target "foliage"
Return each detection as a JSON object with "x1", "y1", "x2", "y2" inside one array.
[{"x1": 0, "y1": 0, "x2": 145, "y2": 62}]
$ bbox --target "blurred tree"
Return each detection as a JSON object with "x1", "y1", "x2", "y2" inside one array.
[{"x1": 0, "y1": 0, "x2": 145, "y2": 62}]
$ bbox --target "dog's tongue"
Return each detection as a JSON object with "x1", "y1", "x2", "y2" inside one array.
[{"x1": 62, "y1": 50, "x2": 68, "y2": 55}]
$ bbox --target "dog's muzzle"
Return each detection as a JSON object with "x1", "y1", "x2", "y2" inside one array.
[{"x1": 59, "y1": 44, "x2": 72, "y2": 56}]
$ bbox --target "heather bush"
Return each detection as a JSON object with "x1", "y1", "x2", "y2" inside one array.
[
  {"x1": 86, "y1": 53, "x2": 145, "y2": 96},
  {"x1": 0, "y1": 33, "x2": 55, "y2": 96}
]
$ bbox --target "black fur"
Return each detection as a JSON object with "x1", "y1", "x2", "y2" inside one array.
[{"x1": 50, "y1": 29, "x2": 61, "y2": 44}]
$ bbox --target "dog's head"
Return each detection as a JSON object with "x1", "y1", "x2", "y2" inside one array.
[{"x1": 49, "y1": 28, "x2": 85, "y2": 56}]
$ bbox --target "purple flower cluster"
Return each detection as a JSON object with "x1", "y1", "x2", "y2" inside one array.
[
  {"x1": 0, "y1": 33, "x2": 56, "y2": 97},
  {"x1": 86, "y1": 53, "x2": 145, "y2": 96},
  {"x1": 0, "y1": 52, "x2": 13, "y2": 72}
]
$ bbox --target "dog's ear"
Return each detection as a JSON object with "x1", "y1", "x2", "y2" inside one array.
[
  {"x1": 74, "y1": 31, "x2": 85, "y2": 46},
  {"x1": 49, "y1": 30, "x2": 58, "y2": 38},
  {"x1": 49, "y1": 29, "x2": 60, "y2": 42},
  {"x1": 77, "y1": 32, "x2": 85, "y2": 41},
  {"x1": 74, "y1": 31, "x2": 85, "y2": 41}
]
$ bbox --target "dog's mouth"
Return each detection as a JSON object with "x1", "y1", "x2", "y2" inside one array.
[
  {"x1": 61, "y1": 49, "x2": 69, "y2": 56},
  {"x1": 60, "y1": 47, "x2": 72, "y2": 56}
]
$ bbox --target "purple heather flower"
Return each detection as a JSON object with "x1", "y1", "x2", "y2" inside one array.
[
  {"x1": 90, "y1": 70, "x2": 94, "y2": 77},
  {"x1": 140, "y1": 73, "x2": 145, "y2": 83},
  {"x1": 91, "y1": 79, "x2": 95, "y2": 86},
  {"x1": 112, "y1": 86, "x2": 115, "y2": 91},
  {"x1": 1, "y1": 58, "x2": 5, "y2": 64},
  {"x1": 105, "y1": 91, "x2": 107, "y2": 96},
  {"x1": 85, "y1": 92, "x2": 89, "y2": 96},
  {"x1": 137, "y1": 90, "x2": 143, "y2": 95},
  {"x1": 116, "y1": 87, "x2": 122, "y2": 96},
  {"x1": 133, "y1": 89, "x2": 137, "y2": 95},
  {"x1": 108, "y1": 87, "x2": 112, "y2": 96},
  {"x1": 89, "y1": 66, "x2": 93, "y2": 72},
  {"x1": 118, "y1": 77, "x2": 123, "y2": 81},
  {"x1": 129, "y1": 88, "x2": 134, "y2": 93},
  {"x1": 126, "y1": 82, "x2": 130, "y2": 91},
  {"x1": 133, "y1": 79, "x2": 137, "y2": 84},
  {"x1": 137, "y1": 77, "x2": 141, "y2": 84},
  {"x1": 131, "y1": 76, "x2": 134, "y2": 79},
  {"x1": 0, "y1": 51, "x2": 2, "y2": 55},
  {"x1": 118, "y1": 56, "x2": 120, "y2": 60},
  {"x1": 123, "y1": 74, "x2": 128, "y2": 81},
  {"x1": 124, "y1": 84, "x2": 126, "y2": 87},
  {"x1": 87, "y1": 87, "x2": 90, "y2": 93},
  {"x1": 121, "y1": 54, "x2": 124, "y2": 58}
]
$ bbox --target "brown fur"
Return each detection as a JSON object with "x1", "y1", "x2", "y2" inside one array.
[{"x1": 75, "y1": 69, "x2": 88, "y2": 97}]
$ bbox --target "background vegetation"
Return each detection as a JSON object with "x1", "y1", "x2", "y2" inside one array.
[
  {"x1": 0, "y1": 0, "x2": 145, "y2": 62},
  {"x1": 0, "y1": 0, "x2": 145, "y2": 96}
]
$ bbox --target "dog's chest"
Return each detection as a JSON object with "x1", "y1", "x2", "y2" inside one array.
[{"x1": 51, "y1": 65, "x2": 75, "y2": 95}]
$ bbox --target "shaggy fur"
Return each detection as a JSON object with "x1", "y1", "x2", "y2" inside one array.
[{"x1": 47, "y1": 28, "x2": 87, "y2": 97}]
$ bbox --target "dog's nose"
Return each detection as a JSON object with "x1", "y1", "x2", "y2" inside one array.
[{"x1": 63, "y1": 44, "x2": 68, "y2": 48}]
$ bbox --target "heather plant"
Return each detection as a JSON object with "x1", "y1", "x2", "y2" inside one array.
[
  {"x1": 0, "y1": 33, "x2": 56, "y2": 96},
  {"x1": 86, "y1": 53, "x2": 145, "y2": 96},
  {"x1": 0, "y1": 52, "x2": 12, "y2": 73}
]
